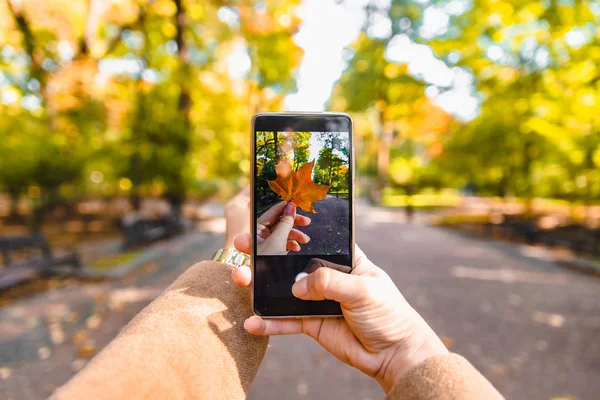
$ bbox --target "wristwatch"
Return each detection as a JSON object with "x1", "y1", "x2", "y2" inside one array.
[{"x1": 212, "y1": 248, "x2": 251, "y2": 268}]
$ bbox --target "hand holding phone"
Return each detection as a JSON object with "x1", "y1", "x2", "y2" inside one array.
[
  {"x1": 251, "y1": 112, "x2": 355, "y2": 317},
  {"x1": 231, "y1": 240, "x2": 449, "y2": 393}
]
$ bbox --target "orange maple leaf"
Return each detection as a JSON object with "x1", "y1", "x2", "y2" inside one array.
[{"x1": 267, "y1": 158, "x2": 329, "y2": 213}]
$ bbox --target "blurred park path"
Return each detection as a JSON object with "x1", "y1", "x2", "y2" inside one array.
[
  {"x1": 250, "y1": 201, "x2": 600, "y2": 400},
  {"x1": 0, "y1": 231, "x2": 222, "y2": 399},
  {"x1": 1, "y1": 201, "x2": 600, "y2": 399}
]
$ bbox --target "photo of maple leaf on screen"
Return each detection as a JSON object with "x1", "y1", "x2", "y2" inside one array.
[
  {"x1": 255, "y1": 131, "x2": 350, "y2": 256},
  {"x1": 267, "y1": 158, "x2": 329, "y2": 213}
]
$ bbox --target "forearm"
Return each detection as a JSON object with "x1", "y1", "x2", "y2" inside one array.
[
  {"x1": 386, "y1": 353, "x2": 503, "y2": 400},
  {"x1": 53, "y1": 261, "x2": 268, "y2": 400}
]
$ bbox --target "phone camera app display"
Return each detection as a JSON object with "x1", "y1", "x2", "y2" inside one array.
[{"x1": 255, "y1": 131, "x2": 351, "y2": 257}]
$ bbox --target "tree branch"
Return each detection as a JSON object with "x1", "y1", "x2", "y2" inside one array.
[
  {"x1": 78, "y1": 0, "x2": 97, "y2": 56},
  {"x1": 257, "y1": 138, "x2": 274, "y2": 155},
  {"x1": 96, "y1": 0, "x2": 156, "y2": 59},
  {"x1": 6, "y1": 0, "x2": 36, "y2": 64},
  {"x1": 5, "y1": 0, "x2": 46, "y2": 86}
]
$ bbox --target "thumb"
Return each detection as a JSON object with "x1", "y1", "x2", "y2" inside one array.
[
  {"x1": 270, "y1": 202, "x2": 296, "y2": 242},
  {"x1": 292, "y1": 261, "x2": 361, "y2": 304}
]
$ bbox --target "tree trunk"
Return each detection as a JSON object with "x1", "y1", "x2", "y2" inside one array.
[
  {"x1": 8, "y1": 189, "x2": 20, "y2": 220},
  {"x1": 523, "y1": 139, "x2": 534, "y2": 217},
  {"x1": 129, "y1": 8, "x2": 149, "y2": 212},
  {"x1": 175, "y1": 0, "x2": 191, "y2": 126},
  {"x1": 582, "y1": 132, "x2": 597, "y2": 224},
  {"x1": 171, "y1": 0, "x2": 191, "y2": 218},
  {"x1": 273, "y1": 131, "x2": 279, "y2": 162},
  {"x1": 376, "y1": 107, "x2": 391, "y2": 194}
]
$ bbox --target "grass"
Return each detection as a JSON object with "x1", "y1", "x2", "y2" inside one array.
[
  {"x1": 91, "y1": 250, "x2": 142, "y2": 270},
  {"x1": 381, "y1": 193, "x2": 462, "y2": 209},
  {"x1": 433, "y1": 214, "x2": 491, "y2": 226}
]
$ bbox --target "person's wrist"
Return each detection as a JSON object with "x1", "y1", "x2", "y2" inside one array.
[{"x1": 377, "y1": 321, "x2": 449, "y2": 393}]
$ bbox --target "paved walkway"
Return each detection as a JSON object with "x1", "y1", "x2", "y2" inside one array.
[
  {"x1": 0, "y1": 231, "x2": 222, "y2": 399},
  {"x1": 250, "y1": 205, "x2": 600, "y2": 400},
  {"x1": 295, "y1": 196, "x2": 350, "y2": 255},
  {"x1": 1, "y1": 203, "x2": 600, "y2": 399}
]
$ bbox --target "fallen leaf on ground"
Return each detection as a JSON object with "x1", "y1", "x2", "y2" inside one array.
[
  {"x1": 0, "y1": 367, "x2": 11, "y2": 380},
  {"x1": 72, "y1": 330, "x2": 88, "y2": 346},
  {"x1": 268, "y1": 158, "x2": 329, "y2": 213},
  {"x1": 533, "y1": 311, "x2": 565, "y2": 328},
  {"x1": 94, "y1": 293, "x2": 109, "y2": 304},
  {"x1": 38, "y1": 346, "x2": 51, "y2": 360},
  {"x1": 441, "y1": 336, "x2": 453, "y2": 349},
  {"x1": 488, "y1": 363, "x2": 508, "y2": 376},
  {"x1": 86, "y1": 314, "x2": 102, "y2": 330},
  {"x1": 71, "y1": 358, "x2": 87, "y2": 372},
  {"x1": 78, "y1": 342, "x2": 97, "y2": 358},
  {"x1": 49, "y1": 322, "x2": 66, "y2": 345},
  {"x1": 66, "y1": 312, "x2": 79, "y2": 323}
]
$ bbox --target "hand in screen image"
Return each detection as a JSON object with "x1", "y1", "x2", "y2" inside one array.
[{"x1": 257, "y1": 201, "x2": 312, "y2": 255}]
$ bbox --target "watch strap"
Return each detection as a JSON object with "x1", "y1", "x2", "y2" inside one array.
[{"x1": 212, "y1": 248, "x2": 250, "y2": 268}]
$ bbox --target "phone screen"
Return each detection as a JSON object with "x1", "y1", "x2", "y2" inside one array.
[{"x1": 252, "y1": 114, "x2": 353, "y2": 316}]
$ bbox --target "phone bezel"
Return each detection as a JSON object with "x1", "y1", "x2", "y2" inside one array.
[{"x1": 250, "y1": 112, "x2": 355, "y2": 318}]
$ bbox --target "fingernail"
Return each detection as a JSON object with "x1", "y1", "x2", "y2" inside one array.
[
  {"x1": 243, "y1": 318, "x2": 253, "y2": 332},
  {"x1": 285, "y1": 202, "x2": 295, "y2": 216},
  {"x1": 304, "y1": 234, "x2": 311, "y2": 242},
  {"x1": 292, "y1": 277, "x2": 308, "y2": 298}
]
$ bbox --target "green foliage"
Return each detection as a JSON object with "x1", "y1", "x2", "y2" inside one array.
[
  {"x1": 255, "y1": 131, "x2": 279, "y2": 194},
  {"x1": 426, "y1": 0, "x2": 600, "y2": 201},
  {"x1": 292, "y1": 132, "x2": 311, "y2": 168},
  {"x1": 2, "y1": 0, "x2": 600, "y2": 231},
  {"x1": 313, "y1": 132, "x2": 349, "y2": 192},
  {"x1": 0, "y1": 0, "x2": 302, "y2": 229},
  {"x1": 331, "y1": 0, "x2": 600, "y2": 206}
]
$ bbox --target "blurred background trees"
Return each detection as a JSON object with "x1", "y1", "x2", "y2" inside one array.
[
  {"x1": 330, "y1": 0, "x2": 600, "y2": 215},
  {"x1": 0, "y1": 0, "x2": 302, "y2": 230},
  {"x1": 1, "y1": 0, "x2": 600, "y2": 232}
]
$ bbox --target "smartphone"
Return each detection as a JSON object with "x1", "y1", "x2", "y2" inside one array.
[{"x1": 251, "y1": 112, "x2": 355, "y2": 317}]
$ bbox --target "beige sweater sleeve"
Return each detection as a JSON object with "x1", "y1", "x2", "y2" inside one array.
[
  {"x1": 54, "y1": 260, "x2": 502, "y2": 400},
  {"x1": 386, "y1": 353, "x2": 504, "y2": 400},
  {"x1": 52, "y1": 261, "x2": 268, "y2": 400}
]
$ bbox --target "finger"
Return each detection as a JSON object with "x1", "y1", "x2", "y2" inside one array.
[
  {"x1": 269, "y1": 202, "x2": 296, "y2": 242},
  {"x1": 304, "y1": 258, "x2": 351, "y2": 274},
  {"x1": 226, "y1": 186, "x2": 251, "y2": 210},
  {"x1": 244, "y1": 316, "x2": 303, "y2": 336},
  {"x1": 288, "y1": 228, "x2": 310, "y2": 244},
  {"x1": 234, "y1": 233, "x2": 251, "y2": 254},
  {"x1": 294, "y1": 215, "x2": 311, "y2": 227},
  {"x1": 355, "y1": 243, "x2": 367, "y2": 263},
  {"x1": 257, "y1": 224, "x2": 271, "y2": 240},
  {"x1": 292, "y1": 265, "x2": 364, "y2": 303},
  {"x1": 286, "y1": 240, "x2": 301, "y2": 252},
  {"x1": 231, "y1": 265, "x2": 252, "y2": 287},
  {"x1": 231, "y1": 186, "x2": 251, "y2": 202},
  {"x1": 238, "y1": 185, "x2": 250, "y2": 197},
  {"x1": 352, "y1": 243, "x2": 384, "y2": 277},
  {"x1": 258, "y1": 201, "x2": 287, "y2": 226}
]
